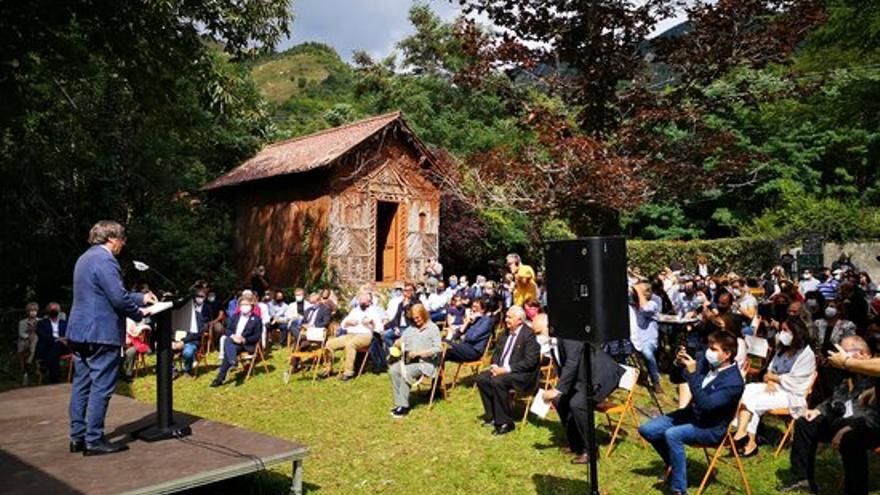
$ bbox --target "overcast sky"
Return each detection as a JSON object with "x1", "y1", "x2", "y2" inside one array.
[{"x1": 278, "y1": 0, "x2": 689, "y2": 63}]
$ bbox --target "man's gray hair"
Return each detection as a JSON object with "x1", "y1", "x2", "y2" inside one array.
[
  {"x1": 841, "y1": 335, "x2": 870, "y2": 353},
  {"x1": 507, "y1": 305, "x2": 526, "y2": 321},
  {"x1": 88, "y1": 220, "x2": 125, "y2": 245}
]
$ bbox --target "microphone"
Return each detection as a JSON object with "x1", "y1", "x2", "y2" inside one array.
[{"x1": 133, "y1": 260, "x2": 179, "y2": 297}]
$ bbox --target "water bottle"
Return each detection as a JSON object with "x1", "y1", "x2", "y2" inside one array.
[{"x1": 282, "y1": 370, "x2": 290, "y2": 384}]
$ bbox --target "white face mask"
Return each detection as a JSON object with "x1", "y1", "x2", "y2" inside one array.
[
  {"x1": 705, "y1": 349, "x2": 723, "y2": 368},
  {"x1": 295, "y1": 295, "x2": 304, "y2": 302},
  {"x1": 239, "y1": 304, "x2": 253, "y2": 315},
  {"x1": 207, "y1": 295, "x2": 216, "y2": 303},
  {"x1": 825, "y1": 307, "x2": 838, "y2": 319},
  {"x1": 777, "y1": 331, "x2": 793, "y2": 346},
  {"x1": 195, "y1": 296, "x2": 205, "y2": 305}
]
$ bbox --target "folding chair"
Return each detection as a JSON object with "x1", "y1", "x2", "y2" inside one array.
[
  {"x1": 539, "y1": 354, "x2": 557, "y2": 390},
  {"x1": 449, "y1": 330, "x2": 496, "y2": 393},
  {"x1": 237, "y1": 330, "x2": 270, "y2": 380},
  {"x1": 411, "y1": 345, "x2": 448, "y2": 410},
  {"x1": 288, "y1": 326, "x2": 327, "y2": 382},
  {"x1": 691, "y1": 422, "x2": 752, "y2": 495},
  {"x1": 512, "y1": 386, "x2": 540, "y2": 428},
  {"x1": 596, "y1": 364, "x2": 646, "y2": 458},
  {"x1": 62, "y1": 353, "x2": 74, "y2": 382},
  {"x1": 770, "y1": 371, "x2": 819, "y2": 457}
]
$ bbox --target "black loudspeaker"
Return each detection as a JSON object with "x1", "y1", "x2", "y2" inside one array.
[{"x1": 545, "y1": 236, "x2": 629, "y2": 343}]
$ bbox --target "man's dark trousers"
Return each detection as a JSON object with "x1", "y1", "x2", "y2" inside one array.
[
  {"x1": 69, "y1": 343, "x2": 122, "y2": 444},
  {"x1": 791, "y1": 416, "x2": 880, "y2": 495}
]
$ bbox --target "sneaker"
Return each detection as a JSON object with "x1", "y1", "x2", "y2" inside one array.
[
  {"x1": 391, "y1": 407, "x2": 410, "y2": 419},
  {"x1": 777, "y1": 479, "x2": 817, "y2": 494}
]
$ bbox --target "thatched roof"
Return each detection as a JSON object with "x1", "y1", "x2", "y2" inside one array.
[{"x1": 202, "y1": 111, "x2": 438, "y2": 191}]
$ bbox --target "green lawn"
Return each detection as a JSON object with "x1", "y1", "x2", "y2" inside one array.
[{"x1": 89, "y1": 350, "x2": 880, "y2": 494}]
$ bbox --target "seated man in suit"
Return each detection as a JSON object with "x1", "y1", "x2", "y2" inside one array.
[
  {"x1": 210, "y1": 291, "x2": 262, "y2": 387},
  {"x1": 171, "y1": 288, "x2": 207, "y2": 378},
  {"x1": 444, "y1": 297, "x2": 494, "y2": 363},
  {"x1": 298, "y1": 292, "x2": 331, "y2": 344},
  {"x1": 35, "y1": 301, "x2": 69, "y2": 382},
  {"x1": 543, "y1": 336, "x2": 624, "y2": 464},
  {"x1": 638, "y1": 330, "x2": 745, "y2": 495},
  {"x1": 476, "y1": 305, "x2": 540, "y2": 435}
]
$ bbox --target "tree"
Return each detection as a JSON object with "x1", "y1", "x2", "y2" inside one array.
[
  {"x1": 0, "y1": 0, "x2": 291, "y2": 305},
  {"x1": 458, "y1": 0, "x2": 679, "y2": 135}
]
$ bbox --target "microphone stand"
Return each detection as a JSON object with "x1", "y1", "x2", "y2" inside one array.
[{"x1": 583, "y1": 342, "x2": 600, "y2": 495}]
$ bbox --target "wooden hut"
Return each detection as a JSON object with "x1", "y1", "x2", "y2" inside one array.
[{"x1": 202, "y1": 111, "x2": 442, "y2": 287}]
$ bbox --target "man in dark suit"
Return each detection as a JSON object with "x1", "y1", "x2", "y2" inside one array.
[
  {"x1": 445, "y1": 298, "x2": 494, "y2": 363},
  {"x1": 35, "y1": 301, "x2": 70, "y2": 383},
  {"x1": 476, "y1": 305, "x2": 540, "y2": 435},
  {"x1": 638, "y1": 330, "x2": 745, "y2": 495},
  {"x1": 544, "y1": 337, "x2": 624, "y2": 464},
  {"x1": 210, "y1": 291, "x2": 263, "y2": 387},
  {"x1": 67, "y1": 220, "x2": 156, "y2": 456},
  {"x1": 300, "y1": 293, "x2": 332, "y2": 337}
]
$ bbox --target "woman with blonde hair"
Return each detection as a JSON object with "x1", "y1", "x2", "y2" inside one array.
[{"x1": 388, "y1": 303, "x2": 441, "y2": 418}]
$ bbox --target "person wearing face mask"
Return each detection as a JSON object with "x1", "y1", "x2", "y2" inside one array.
[
  {"x1": 17, "y1": 302, "x2": 40, "y2": 368},
  {"x1": 639, "y1": 331, "x2": 744, "y2": 495},
  {"x1": 799, "y1": 270, "x2": 820, "y2": 295},
  {"x1": 802, "y1": 290, "x2": 825, "y2": 322},
  {"x1": 277, "y1": 288, "x2": 309, "y2": 348},
  {"x1": 321, "y1": 292, "x2": 384, "y2": 381},
  {"x1": 732, "y1": 318, "x2": 816, "y2": 457},
  {"x1": 171, "y1": 289, "x2": 207, "y2": 378},
  {"x1": 779, "y1": 336, "x2": 879, "y2": 495},
  {"x1": 426, "y1": 281, "x2": 450, "y2": 323},
  {"x1": 35, "y1": 302, "x2": 69, "y2": 383},
  {"x1": 210, "y1": 291, "x2": 262, "y2": 387},
  {"x1": 202, "y1": 289, "x2": 225, "y2": 350}
]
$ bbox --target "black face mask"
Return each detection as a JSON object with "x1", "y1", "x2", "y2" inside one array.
[
  {"x1": 48, "y1": 310, "x2": 59, "y2": 318},
  {"x1": 359, "y1": 303, "x2": 369, "y2": 311},
  {"x1": 275, "y1": 298, "x2": 284, "y2": 303}
]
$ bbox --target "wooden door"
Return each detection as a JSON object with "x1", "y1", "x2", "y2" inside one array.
[{"x1": 376, "y1": 201, "x2": 402, "y2": 282}]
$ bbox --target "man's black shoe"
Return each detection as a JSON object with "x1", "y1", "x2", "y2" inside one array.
[
  {"x1": 209, "y1": 378, "x2": 223, "y2": 388},
  {"x1": 69, "y1": 439, "x2": 85, "y2": 453},
  {"x1": 172, "y1": 370, "x2": 182, "y2": 381},
  {"x1": 83, "y1": 438, "x2": 129, "y2": 456},
  {"x1": 481, "y1": 419, "x2": 495, "y2": 427},
  {"x1": 391, "y1": 407, "x2": 410, "y2": 419},
  {"x1": 777, "y1": 479, "x2": 818, "y2": 494},
  {"x1": 492, "y1": 423, "x2": 515, "y2": 435}
]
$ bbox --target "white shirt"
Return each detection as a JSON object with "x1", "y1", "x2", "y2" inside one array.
[
  {"x1": 342, "y1": 305, "x2": 384, "y2": 335},
  {"x1": 283, "y1": 300, "x2": 310, "y2": 321},
  {"x1": 50, "y1": 318, "x2": 60, "y2": 339},
  {"x1": 426, "y1": 292, "x2": 449, "y2": 312},
  {"x1": 500, "y1": 329, "x2": 520, "y2": 371},
  {"x1": 235, "y1": 313, "x2": 250, "y2": 336},
  {"x1": 702, "y1": 362, "x2": 736, "y2": 388},
  {"x1": 799, "y1": 277, "x2": 820, "y2": 294},
  {"x1": 268, "y1": 301, "x2": 288, "y2": 319}
]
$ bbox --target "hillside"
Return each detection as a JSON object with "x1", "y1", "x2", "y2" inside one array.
[{"x1": 250, "y1": 42, "x2": 353, "y2": 104}]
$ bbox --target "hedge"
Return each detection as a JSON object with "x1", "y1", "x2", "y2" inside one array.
[{"x1": 626, "y1": 237, "x2": 779, "y2": 277}]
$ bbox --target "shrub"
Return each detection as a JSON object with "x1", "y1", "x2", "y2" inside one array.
[{"x1": 626, "y1": 237, "x2": 778, "y2": 277}]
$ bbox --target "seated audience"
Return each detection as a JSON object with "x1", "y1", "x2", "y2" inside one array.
[
  {"x1": 277, "y1": 287, "x2": 309, "y2": 347},
  {"x1": 388, "y1": 304, "x2": 442, "y2": 418},
  {"x1": 445, "y1": 298, "x2": 494, "y2": 363},
  {"x1": 639, "y1": 331, "x2": 745, "y2": 495},
  {"x1": 35, "y1": 302, "x2": 69, "y2": 382},
  {"x1": 122, "y1": 318, "x2": 150, "y2": 382},
  {"x1": 523, "y1": 297, "x2": 541, "y2": 323},
  {"x1": 321, "y1": 292, "x2": 383, "y2": 381},
  {"x1": 426, "y1": 280, "x2": 450, "y2": 322},
  {"x1": 18, "y1": 302, "x2": 39, "y2": 366},
  {"x1": 204, "y1": 288, "x2": 225, "y2": 347},
  {"x1": 630, "y1": 280, "x2": 663, "y2": 394},
  {"x1": 171, "y1": 288, "x2": 206, "y2": 378},
  {"x1": 778, "y1": 335, "x2": 877, "y2": 495},
  {"x1": 210, "y1": 291, "x2": 262, "y2": 387},
  {"x1": 732, "y1": 317, "x2": 816, "y2": 456},
  {"x1": 476, "y1": 305, "x2": 540, "y2": 435},
  {"x1": 300, "y1": 292, "x2": 331, "y2": 341},
  {"x1": 445, "y1": 293, "x2": 466, "y2": 335}
]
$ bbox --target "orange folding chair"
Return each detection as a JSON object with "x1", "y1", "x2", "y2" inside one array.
[
  {"x1": 771, "y1": 371, "x2": 819, "y2": 457},
  {"x1": 596, "y1": 364, "x2": 646, "y2": 458}
]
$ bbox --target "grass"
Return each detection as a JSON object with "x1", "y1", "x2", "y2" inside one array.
[
  {"x1": 250, "y1": 54, "x2": 330, "y2": 104},
  {"x1": 6, "y1": 348, "x2": 877, "y2": 495}
]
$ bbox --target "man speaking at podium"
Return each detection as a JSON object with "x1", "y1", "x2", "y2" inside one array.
[{"x1": 67, "y1": 220, "x2": 157, "y2": 456}]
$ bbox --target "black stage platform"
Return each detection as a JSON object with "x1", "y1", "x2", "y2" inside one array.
[{"x1": 0, "y1": 384, "x2": 308, "y2": 495}]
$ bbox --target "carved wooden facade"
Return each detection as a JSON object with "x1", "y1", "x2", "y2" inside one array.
[{"x1": 207, "y1": 113, "x2": 441, "y2": 288}]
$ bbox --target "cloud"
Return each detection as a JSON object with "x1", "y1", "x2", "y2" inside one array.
[{"x1": 279, "y1": 0, "x2": 462, "y2": 62}]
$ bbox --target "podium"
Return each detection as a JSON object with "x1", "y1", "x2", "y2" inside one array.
[{"x1": 132, "y1": 297, "x2": 193, "y2": 442}]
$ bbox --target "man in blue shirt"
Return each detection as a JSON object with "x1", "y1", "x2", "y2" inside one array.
[
  {"x1": 67, "y1": 221, "x2": 156, "y2": 456},
  {"x1": 638, "y1": 330, "x2": 745, "y2": 495}
]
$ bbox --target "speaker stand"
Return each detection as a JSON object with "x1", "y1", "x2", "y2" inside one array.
[{"x1": 583, "y1": 343, "x2": 600, "y2": 495}]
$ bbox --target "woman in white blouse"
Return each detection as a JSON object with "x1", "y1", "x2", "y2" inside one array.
[{"x1": 732, "y1": 317, "x2": 816, "y2": 457}]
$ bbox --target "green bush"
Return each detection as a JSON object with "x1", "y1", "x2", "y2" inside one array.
[{"x1": 627, "y1": 237, "x2": 778, "y2": 277}]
